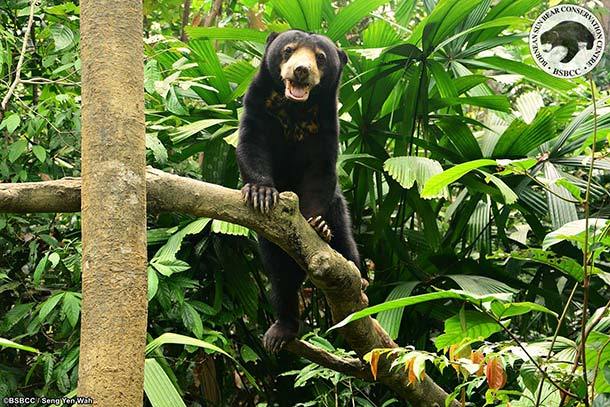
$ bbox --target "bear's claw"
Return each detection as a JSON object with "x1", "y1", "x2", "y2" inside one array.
[
  {"x1": 307, "y1": 215, "x2": 332, "y2": 242},
  {"x1": 263, "y1": 321, "x2": 298, "y2": 353},
  {"x1": 241, "y1": 183, "x2": 279, "y2": 213}
]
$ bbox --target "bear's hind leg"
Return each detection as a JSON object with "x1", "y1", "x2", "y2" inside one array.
[
  {"x1": 325, "y1": 195, "x2": 368, "y2": 289},
  {"x1": 259, "y1": 238, "x2": 306, "y2": 353},
  {"x1": 561, "y1": 38, "x2": 579, "y2": 63}
]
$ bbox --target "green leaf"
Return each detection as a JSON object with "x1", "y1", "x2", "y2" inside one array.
[
  {"x1": 542, "y1": 218, "x2": 609, "y2": 250},
  {"x1": 226, "y1": 60, "x2": 258, "y2": 99},
  {"x1": 146, "y1": 333, "x2": 230, "y2": 358},
  {"x1": 185, "y1": 27, "x2": 269, "y2": 43},
  {"x1": 144, "y1": 60, "x2": 161, "y2": 94},
  {"x1": 48, "y1": 252, "x2": 60, "y2": 268},
  {"x1": 165, "y1": 87, "x2": 187, "y2": 116},
  {"x1": 586, "y1": 332, "x2": 610, "y2": 394},
  {"x1": 145, "y1": 134, "x2": 168, "y2": 164},
  {"x1": 144, "y1": 358, "x2": 187, "y2": 407},
  {"x1": 151, "y1": 258, "x2": 191, "y2": 276},
  {"x1": 432, "y1": 95, "x2": 511, "y2": 112},
  {"x1": 429, "y1": 60, "x2": 457, "y2": 98},
  {"x1": 555, "y1": 179, "x2": 582, "y2": 203},
  {"x1": 543, "y1": 162, "x2": 578, "y2": 230},
  {"x1": 490, "y1": 300, "x2": 557, "y2": 319},
  {"x1": 240, "y1": 345, "x2": 260, "y2": 363},
  {"x1": 61, "y1": 292, "x2": 80, "y2": 328},
  {"x1": 0, "y1": 337, "x2": 39, "y2": 353},
  {"x1": 169, "y1": 119, "x2": 232, "y2": 144},
  {"x1": 32, "y1": 145, "x2": 46, "y2": 163},
  {"x1": 437, "y1": 118, "x2": 483, "y2": 160},
  {"x1": 181, "y1": 303, "x2": 204, "y2": 338},
  {"x1": 424, "y1": 0, "x2": 485, "y2": 51},
  {"x1": 1, "y1": 113, "x2": 20, "y2": 134},
  {"x1": 478, "y1": 171, "x2": 517, "y2": 204},
  {"x1": 377, "y1": 282, "x2": 419, "y2": 340},
  {"x1": 593, "y1": 394, "x2": 610, "y2": 407},
  {"x1": 492, "y1": 108, "x2": 556, "y2": 157},
  {"x1": 465, "y1": 57, "x2": 575, "y2": 92},
  {"x1": 435, "y1": 310, "x2": 501, "y2": 350},
  {"x1": 38, "y1": 293, "x2": 65, "y2": 322},
  {"x1": 326, "y1": 0, "x2": 391, "y2": 41},
  {"x1": 421, "y1": 159, "x2": 497, "y2": 199},
  {"x1": 0, "y1": 303, "x2": 34, "y2": 333},
  {"x1": 8, "y1": 139, "x2": 27, "y2": 162},
  {"x1": 384, "y1": 157, "x2": 447, "y2": 197},
  {"x1": 33, "y1": 254, "x2": 49, "y2": 286},
  {"x1": 329, "y1": 289, "x2": 511, "y2": 331},
  {"x1": 145, "y1": 332, "x2": 261, "y2": 390},
  {"x1": 210, "y1": 220, "x2": 249, "y2": 236},
  {"x1": 188, "y1": 40, "x2": 232, "y2": 103},
  {"x1": 446, "y1": 275, "x2": 516, "y2": 296},
  {"x1": 495, "y1": 249, "x2": 584, "y2": 282},
  {"x1": 300, "y1": 0, "x2": 323, "y2": 31},
  {"x1": 45, "y1": 2, "x2": 80, "y2": 16},
  {"x1": 147, "y1": 267, "x2": 159, "y2": 301},
  {"x1": 153, "y1": 218, "x2": 211, "y2": 263},
  {"x1": 272, "y1": 0, "x2": 308, "y2": 30},
  {"x1": 50, "y1": 25, "x2": 75, "y2": 51},
  {"x1": 432, "y1": 16, "x2": 527, "y2": 53}
]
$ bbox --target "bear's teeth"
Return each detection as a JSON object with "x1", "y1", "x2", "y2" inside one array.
[{"x1": 285, "y1": 80, "x2": 309, "y2": 101}]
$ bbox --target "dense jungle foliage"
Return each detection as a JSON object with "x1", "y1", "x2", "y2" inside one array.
[{"x1": 1, "y1": 0, "x2": 610, "y2": 405}]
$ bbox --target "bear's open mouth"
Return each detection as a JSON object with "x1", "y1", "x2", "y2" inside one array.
[{"x1": 284, "y1": 79, "x2": 310, "y2": 102}]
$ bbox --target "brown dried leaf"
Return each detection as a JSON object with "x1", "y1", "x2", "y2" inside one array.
[
  {"x1": 470, "y1": 350, "x2": 485, "y2": 377},
  {"x1": 449, "y1": 343, "x2": 471, "y2": 373},
  {"x1": 485, "y1": 357, "x2": 507, "y2": 390},
  {"x1": 370, "y1": 350, "x2": 380, "y2": 380},
  {"x1": 406, "y1": 357, "x2": 417, "y2": 384}
]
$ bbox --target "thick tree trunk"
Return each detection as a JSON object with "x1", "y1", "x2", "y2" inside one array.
[
  {"x1": 0, "y1": 170, "x2": 458, "y2": 407},
  {"x1": 78, "y1": 1, "x2": 147, "y2": 406}
]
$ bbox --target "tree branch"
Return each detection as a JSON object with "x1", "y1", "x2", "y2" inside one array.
[
  {"x1": 285, "y1": 340, "x2": 372, "y2": 380},
  {"x1": 1, "y1": 0, "x2": 37, "y2": 118},
  {"x1": 0, "y1": 168, "x2": 458, "y2": 407}
]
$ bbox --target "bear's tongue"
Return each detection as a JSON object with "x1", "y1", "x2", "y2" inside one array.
[
  {"x1": 290, "y1": 86, "x2": 307, "y2": 98},
  {"x1": 285, "y1": 80, "x2": 309, "y2": 101}
]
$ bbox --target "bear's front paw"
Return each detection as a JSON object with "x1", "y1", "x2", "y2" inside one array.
[
  {"x1": 263, "y1": 321, "x2": 298, "y2": 353},
  {"x1": 361, "y1": 278, "x2": 369, "y2": 291},
  {"x1": 241, "y1": 183, "x2": 279, "y2": 213},
  {"x1": 307, "y1": 215, "x2": 332, "y2": 242}
]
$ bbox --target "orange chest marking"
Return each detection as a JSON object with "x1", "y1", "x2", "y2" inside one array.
[{"x1": 265, "y1": 91, "x2": 319, "y2": 141}]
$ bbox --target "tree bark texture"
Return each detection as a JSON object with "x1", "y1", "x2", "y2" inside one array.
[
  {"x1": 0, "y1": 169, "x2": 458, "y2": 407},
  {"x1": 78, "y1": 1, "x2": 147, "y2": 406},
  {"x1": 180, "y1": 0, "x2": 192, "y2": 42}
]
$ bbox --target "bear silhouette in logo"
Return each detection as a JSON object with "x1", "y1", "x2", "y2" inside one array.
[{"x1": 540, "y1": 21, "x2": 595, "y2": 63}]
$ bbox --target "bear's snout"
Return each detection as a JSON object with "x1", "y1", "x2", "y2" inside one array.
[
  {"x1": 293, "y1": 65, "x2": 311, "y2": 82},
  {"x1": 279, "y1": 46, "x2": 321, "y2": 102}
]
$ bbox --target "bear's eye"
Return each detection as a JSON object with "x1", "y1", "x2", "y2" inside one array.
[
  {"x1": 316, "y1": 52, "x2": 326, "y2": 64},
  {"x1": 283, "y1": 47, "x2": 294, "y2": 58}
]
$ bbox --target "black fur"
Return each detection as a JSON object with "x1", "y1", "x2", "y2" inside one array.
[
  {"x1": 236, "y1": 30, "x2": 362, "y2": 353},
  {"x1": 541, "y1": 21, "x2": 595, "y2": 63}
]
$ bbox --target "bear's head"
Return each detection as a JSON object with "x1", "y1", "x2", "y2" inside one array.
[
  {"x1": 540, "y1": 29, "x2": 560, "y2": 52},
  {"x1": 262, "y1": 30, "x2": 348, "y2": 102}
]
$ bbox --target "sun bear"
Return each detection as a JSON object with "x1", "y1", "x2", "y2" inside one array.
[
  {"x1": 540, "y1": 20, "x2": 595, "y2": 63},
  {"x1": 236, "y1": 30, "x2": 366, "y2": 353}
]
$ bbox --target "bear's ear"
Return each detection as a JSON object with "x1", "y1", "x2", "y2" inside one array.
[
  {"x1": 337, "y1": 48, "x2": 348, "y2": 66},
  {"x1": 266, "y1": 32, "x2": 279, "y2": 45}
]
